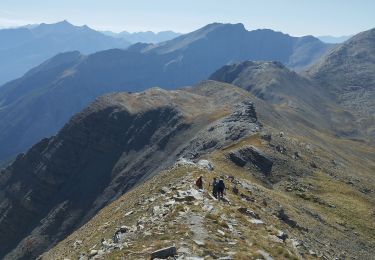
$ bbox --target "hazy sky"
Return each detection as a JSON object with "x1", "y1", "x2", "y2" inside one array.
[{"x1": 0, "y1": 0, "x2": 374, "y2": 36}]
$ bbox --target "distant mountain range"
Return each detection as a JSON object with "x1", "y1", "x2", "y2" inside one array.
[
  {"x1": 318, "y1": 35, "x2": 352, "y2": 43},
  {"x1": 101, "y1": 30, "x2": 182, "y2": 43},
  {"x1": 0, "y1": 22, "x2": 334, "y2": 164},
  {"x1": 0, "y1": 20, "x2": 130, "y2": 85}
]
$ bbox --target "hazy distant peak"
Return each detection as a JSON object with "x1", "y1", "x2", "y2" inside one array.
[
  {"x1": 56, "y1": 20, "x2": 73, "y2": 26},
  {"x1": 39, "y1": 20, "x2": 75, "y2": 28},
  {"x1": 317, "y1": 35, "x2": 353, "y2": 43},
  {"x1": 294, "y1": 35, "x2": 327, "y2": 46},
  {"x1": 199, "y1": 22, "x2": 246, "y2": 33},
  {"x1": 142, "y1": 22, "x2": 248, "y2": 54},
  {"x1": 34, "y1": 20, "x2": 99, "y2": 35}
]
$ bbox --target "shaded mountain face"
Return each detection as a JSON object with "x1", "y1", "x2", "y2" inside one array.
[
  {"x1": 141, "y1": 23, "x2": 332, "y2": 71},
  {"x1": 102, "y1": 30, "x2": 182, "y2": 43},
  {"x1": 210, "y1": 61, "x2": 318, "y2": 104},
  {"x1": 0, "y1": 82, "x2": 260, "y2": 259},
  {"x1": 0, "y1": 20, "x2": 130, "y2": 85},
  {"x1": 308, "y1": 28, "x2": 375, "y2": 140},
  {"x1": 0, "y1": 23, "x2": 331, "y2": 164}
]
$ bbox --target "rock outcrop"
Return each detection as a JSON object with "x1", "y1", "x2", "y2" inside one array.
[
  {"x1": 178, "y1": 100, "x2": 259, "y2": 159},
  {"x1": 227, "y1": 146, "x2": 273, "y2": 175}
]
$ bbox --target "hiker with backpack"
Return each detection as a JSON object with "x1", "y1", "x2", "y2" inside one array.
[
  {"x1": 195, "y1": 176, "x2": 203, "y2": 190},
  {"x1": 211, "y1": 177, "x2": 219, "y2": 198},
  {"x1": 217, "y1": 179, "x2": 226, "y2": 199}
]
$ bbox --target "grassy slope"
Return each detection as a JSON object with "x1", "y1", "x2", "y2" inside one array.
[{"x1": 42, "y1": 126, "x2": 375, "y2": 259}]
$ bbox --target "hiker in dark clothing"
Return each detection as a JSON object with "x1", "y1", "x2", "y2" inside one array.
[
  {"x1": 217, "y1": 179, "x2": 225, "y2": 199},
  {"x1": 195, "y1": 176, "x2": 203, "y2": 190},
  {"x1": 211, "y1": 177, "x2": 219, "y2": 198}
]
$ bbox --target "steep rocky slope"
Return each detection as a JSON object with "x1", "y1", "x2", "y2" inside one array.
[
  {"x1": 0, "y1": 23, "x2": 332, "y2": 164},
  {"x1": 209, "y1": 61, "x2": 368, "y2": 141},
  {"x1": 308, "y1": 28, "x2": 375, "y2": 140},
  {"x1": 42, "y1": 114, "x2": 375, "y2": 259},
  {"x1": 0, "y1": 81, "x2": 259, "y2": 259}
]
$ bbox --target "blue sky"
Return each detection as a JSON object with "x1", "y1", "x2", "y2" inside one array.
[{"x1": 0, "y1": 0, "x2": 374, "y2": 36}]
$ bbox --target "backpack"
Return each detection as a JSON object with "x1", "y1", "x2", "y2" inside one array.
[{"x1": 218, "y1": 180, "x2": 225, "y2": 189}]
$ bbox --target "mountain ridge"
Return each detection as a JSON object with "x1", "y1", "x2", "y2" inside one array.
[
  {"x1": 0, "y1": 25, "x2": 374, "y2": 258},
  {"x1": 102, "y1": 30, "x2": 182, "y2": 44},
  {"x1": 0, "y1": 81, "x2": 260, "y2": 258}
]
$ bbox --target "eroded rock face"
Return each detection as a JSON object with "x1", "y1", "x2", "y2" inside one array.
[
  {"x1": 179, "y1": 100, "x2": 260, "y2": 159},
  {"x1": 227, "y1": 146, "x2": 273, "y2": 175}
]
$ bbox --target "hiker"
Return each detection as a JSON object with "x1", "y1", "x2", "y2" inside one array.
[
  {"x1": 217, "y1": 179, "x2": 226, "y2": 199},
  {"x1": 211, "y1": 177, "x2": 219, "y2": 198},
  {"x1": 195, "y1": 176, "x2": 203, "y2": 190}
]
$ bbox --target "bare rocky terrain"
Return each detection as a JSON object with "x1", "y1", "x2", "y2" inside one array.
[{"x1": 41, "y1": 119, "x2": 375, "y2": 259}]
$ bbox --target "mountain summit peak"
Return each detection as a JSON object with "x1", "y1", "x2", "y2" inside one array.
[
  {"x1": 200, "y1": 22, "x2": 246, "y2": 33},
  {"x1": 58, "y1": 19, "x2": 72, "y2": 25}
]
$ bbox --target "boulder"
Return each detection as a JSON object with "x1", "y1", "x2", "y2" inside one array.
[
  {"x1": 197, "y1": 160, "x2": 214, "y2": 171},
  {"x1": 173, "y1": 189, "x2": 203, "y2": 202},
  {"x1": 276, "y1": 145, "x2": 287, "y2": 154},
  {"x1": 276, "y1": 230, "x2": 288, "y2": 241},
  {"x1": 237, "y1": 207, "x2": 260, "y2": 219},
  {"x1": 150, "y1": 246, "x2": 177, "y2": 259},
  {"x1": 261, "y1": 132, "x2": 272, "y2": 141},
  {"x1": 160, "y1": 187, "x2": 170, "y2": 194},
  {"x1": 227, "y1": 146, "x2": 273, "y2": 175},
  {"x1": 88, "y1": 250, "x2": 98, "y2": 257},
  {"x1": 277, "y1": 209, "x2": 307, "y2": 231},
  {"x1": 277, "y1": 208, "x2": 297, "y2": 228},
  {"x1": 176, "y1": 158, "x2": 196, "y2": 167},
  {"x1": 249, "y1": 219, "x2": 264, "y2": 224},
  {"x1": 113, "y1": 225, "x2": 129, "y2": 243},
  {"x1": 256, "y1": 249, "x2": 273, "y2": 260},
  {"x1": 193, "y1": 240, "x2": 205, "y2": 246},
  {"x1": 310, "y1": 161, "x2": 318, "y2": 168}
]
